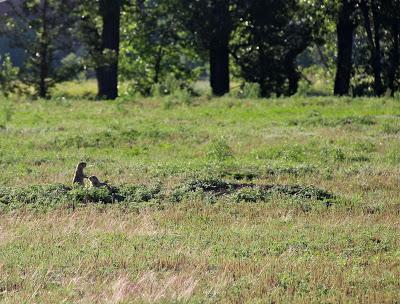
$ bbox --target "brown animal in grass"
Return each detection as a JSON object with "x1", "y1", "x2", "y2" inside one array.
[
  {"x1": 88, "y1": 175, "x2": 112, "y2": 190},
  {"x1": 72, "y1": 162, "x2": 87, "y2": 186}
]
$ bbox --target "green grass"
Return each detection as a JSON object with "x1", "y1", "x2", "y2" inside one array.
[{"x1": 0, "y1": 94, "x2": 399, "y2": 303}]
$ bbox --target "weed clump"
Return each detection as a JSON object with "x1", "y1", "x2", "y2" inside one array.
[
  {"x1": 67, "y1": 186, "x2": 113, "y2": 204},
  {"x1": 207, "y1": 138, "x2": 234, "y2": 162},
  {"x1": 118, "y1": 184, "x2": 162, "y2": 203},
  {"x1": 233, "y1": 187, "x2": 268, "y2": 203}
]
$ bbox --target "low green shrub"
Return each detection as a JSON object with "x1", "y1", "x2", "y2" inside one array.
[
  {"x1": 0, "y1": 54, "x2": 20, "y2": 97},
  {"x1": 207, "y1": 138, "x2": 234, "y2": 162}
]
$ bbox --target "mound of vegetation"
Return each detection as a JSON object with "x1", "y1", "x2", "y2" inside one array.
[
  {"x1": 0, "y1": 178, "x2": 336, "y2": 212},
  {"x1": 0, "y1": 183, "x2": 163, "y2": 211},
  {"x1": 171, "y1": 177, "x2": 335, "y2": 205}
]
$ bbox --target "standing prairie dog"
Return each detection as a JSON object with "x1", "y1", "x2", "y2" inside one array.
[{"x1": 72, "y1": 162, "x2": 87, "y2": 186}]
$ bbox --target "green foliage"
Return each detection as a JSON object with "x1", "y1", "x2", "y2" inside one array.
[
  {"x1": 0, "y1": 54, "x2": 19, "y2": 96},
  {"x1": 296, "y1": 66, "x2": 334, "y2": 97},
  {"x1": 118, "y1": 184, "x2": 162, "y2": 203},
  {"x1": 237, "y1": 82, "x2": 260, "y2": 99},
  {"x1": 0, "y1": 184, "x2": 70, "y2": 211},
  {"x1": 0, "y1": 100, "x2": 14, "y2": 129},
  {"x1": 67, "y1": 186, "x2": 113, "y2": 204},
  {"x1": 119, "y1": 0, "x2": 203, "y2": 96},
  {"x1": 207, "y1": 138, "x2": 234, "y2": 162},
  {"x1": 171, "y1": 176, "x2": 335, "y2": 205},
  {"x1": 56, "y1": 53, "x2": 85, "y2": 82},
  {"x1": 231, "y1": 0, "x2": 321, "y2": 97},
  {"x1": 3, "y1": 0, "x2": 78, "y2": 98},
  {"x1": 232, "y1": 187, "x2": 268, "y2": 203},
  {"x1": 0, "y1": 178, "x2": 336, "y2": 211},
  {"x1": 150, "y1": 75, "x2": 187, "y2": 96},
  {"x1": 0, "y1": 182, "x2": 163, "y2": 211}
]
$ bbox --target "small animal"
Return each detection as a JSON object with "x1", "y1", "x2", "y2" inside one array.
[
  {"x1": 88, "y1": 175, "x2": 124, "y2": 202},
  {"x1": 88, "y1": 175, "x2": 111, "y2": 190},
  {"x1": 72, "y1": 162, "x2": 88, "y2": 186}
]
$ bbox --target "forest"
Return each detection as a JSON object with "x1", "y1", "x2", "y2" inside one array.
[{"x1": 0, "y1": 0, "x2": 399, "y2": 99}]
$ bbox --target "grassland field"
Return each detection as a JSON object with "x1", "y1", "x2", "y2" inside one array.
[{"x1": 0, "y1": 88, "x2": 399, "y2": 303}]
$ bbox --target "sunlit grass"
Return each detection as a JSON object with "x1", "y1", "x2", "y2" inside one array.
[{"x1": 0, "y1": 92, "x2": 399, "y2": 303}]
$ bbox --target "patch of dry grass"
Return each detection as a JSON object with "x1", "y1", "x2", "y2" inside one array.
[{"x1": 0, "y1": 203, "x2": 399, "y2": 303}]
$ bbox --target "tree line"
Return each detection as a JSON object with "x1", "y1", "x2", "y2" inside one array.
[{"x1": 0, "y1": 0, "x2": 399, "y2": 99}]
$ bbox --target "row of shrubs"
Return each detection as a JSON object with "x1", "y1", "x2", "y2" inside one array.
[{"x1": 0, "y1": 177, "x2": 336, "y2": 212}]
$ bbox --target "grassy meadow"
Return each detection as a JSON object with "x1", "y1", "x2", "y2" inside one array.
[{"x1": 0, "y1": 89, "x2": 399, "y2": 303}]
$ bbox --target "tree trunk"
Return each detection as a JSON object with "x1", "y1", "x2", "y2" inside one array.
[
  {"x1": 209, "y1": 39, "x2": 230, "y2": 96},
  {"x1": 360, "y1": 0, "x2": 384, "y2": 96},
  {"x1": 286, "y1": 66, "x2": 300, "y2": 96},
  {"x1": 334, "y1": 0, "x2": 355, "y2": 96},
  {"x1": 284, "y1": 39, "x2": 310, "y2": 96},
  {"x1": 208, "y1": 1, "x2": 231, "y2": 96},
  {"x1": 39, "y1": 0, "x2": 48, "y2": 98},
  {"x1": 388, "y1": 20, "x2": 400, "y2": 96},
  {"x1": 97, "y1": 0, "x2": 121, "y2": 100},
  {"x1": 283, "y1": 52, "x2": 300, "y2": 96},
  {"x1": 258, "y1": 47, "x2": 268, "y2": 98},
  {"x1": 371, "y1": 3, "x2": 384, "y2": 96}
]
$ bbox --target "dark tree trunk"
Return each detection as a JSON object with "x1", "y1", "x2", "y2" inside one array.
[
  {"x1": 97, "y1": 0, "x2": 121, "y2": 100},
  {"x1": 360, "y1": 0, "x2": 384, "y2": 96},
  {"x1": 39, "y1": 0, "x2": 49, "y2": 98},
  {"x1": 210, "y1": 39, "x2": 230, "y2": 96},
  {"x1": 371, "y1": 3, "x2": 384, "y2": 96},
  {"x1": 283, "y1": 53, "x2": 300, "y2": 96},
  {"x1": 388, "y1": 20, "x2": 400, "y2": 96},
  {"x1": 284, "y1": 41, "x2": 309, "y2": 96},
  {"x1": 334, "y1": 0, "x2": 355, "y2": 96},
  {"x1": 259, "y1": 81, "x2": 267, "y2": 98},
  {"x1": 258, "y1": 47, "x2": 268, "y2": 98},
  {"x1": 286, "y1": 66, "x2": 300, "y2": 96},
  {"x1": 208, "y1": 1, "x2": 231, "y2": 97}
]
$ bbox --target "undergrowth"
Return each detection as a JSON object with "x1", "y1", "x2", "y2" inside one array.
[{"x1": 0, "y1": 177, "x2": 336, "y2": 212}]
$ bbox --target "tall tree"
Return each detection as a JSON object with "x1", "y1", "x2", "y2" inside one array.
[
  {"x1": 177, "y1": 0, "x2": 235, "y2": 96},
  {"x1": 332, "y1": 0, "x2": 400, "y2": 96},
  {"x1": 78, "y1": 0, "x2": 121, "y2": 100},
  {"x1": 231, "y1": 0, "x2": 316, "y2": 97},
  {"x1": 97, "y1": 0, "x2": 121, "y2": 99},
  {"x1": 359, "y1": 0, "x2": 384, "y2": 96},
  {"x1": 208, "y1": 1, "x2": 231, "y2": 96},
  {"x1": 334, "y1": 0, "x2": 357, "y2": 96},
  {"x1": 382, "y1": 0, "x2": 400, "y2": 96},
  {"x1": 2, "y1": 0, "x2": 76, "y2": 98}
]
